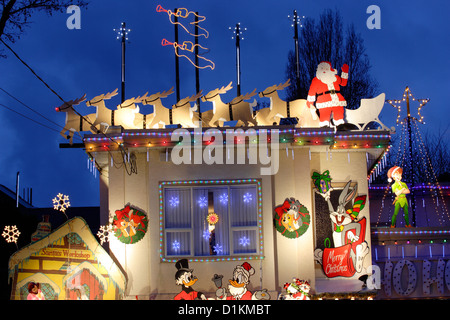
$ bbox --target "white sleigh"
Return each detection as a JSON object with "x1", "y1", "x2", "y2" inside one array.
[{"x1": 345, "y1": 93, "x2": 389, "y2": 131}]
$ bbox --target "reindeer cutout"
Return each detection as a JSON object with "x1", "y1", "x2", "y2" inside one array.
[
  {"x1": 171, "y1": 91, "x2": 202, "y2": 128},
  {"x1": 345, "y1": 93, "x2": 389, "y2": 131},
  {"x1": 56, "y1": 94, "x2": 96, "y2": 144},
  {"x1": 258, "y1": 79, "x2": 320, "y2": 128},
  {"x1": 201, "y1": 82, "x2": 257, "y2": 127},
  {"x1": 141, "y1": 88, "x2": 175, "y2": 128},
  {"x1": 114, "y1": 94, "x2": 147, "y2": 129},
  {"x1": 86, "y1": 88, "x2": 119, "y2": 133}
]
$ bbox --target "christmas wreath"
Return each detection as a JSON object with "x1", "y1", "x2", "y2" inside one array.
[
  {"x1": 113, "y1": 205, "x2": 148, "y2": 244},
  {"x1": 274, "y1": 198, "x2": 310, "y2": 239}
]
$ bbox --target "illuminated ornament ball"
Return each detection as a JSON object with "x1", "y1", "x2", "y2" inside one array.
[
  {"x1": 207, "y1": 212, "x2": 219, "y2": 225},
  {"x1": 52, "y1": 193, "x2": 70, "y2": 213},
  {"x1": 2, "y1": 225, "x2": 20, "y2": 244}
]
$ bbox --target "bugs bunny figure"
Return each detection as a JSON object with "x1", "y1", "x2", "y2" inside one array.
[{"x1": 327, "y1": 181, "x2": 369, "y2": 273}]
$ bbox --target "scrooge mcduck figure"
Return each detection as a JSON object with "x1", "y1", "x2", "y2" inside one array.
[{"x1": 174, "y1": 258, "x2": 207, "y2": 300}]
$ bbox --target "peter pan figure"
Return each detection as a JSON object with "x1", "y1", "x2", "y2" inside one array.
[{"x1": 387, "y1": 166, "x2": 411, "y2": 228}]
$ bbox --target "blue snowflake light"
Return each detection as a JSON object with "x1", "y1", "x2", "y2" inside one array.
[
  {"x1": 172, "y1": 240, "x2": 180, "y2": 251},
  {"x1": 239, "y1": 236, "x2": 250, "y2": 247},
  {"x1": 197, "y1": 196, "x2": 208, "y2": 208},
  {"x1": 202, "y1": 229, "x2": 211, "y2": 240},
  {"x1": 243, "y1": 192, "x2": 253, "y2": 203},
  {"x1": 219, "y1": 193, "x2": 228, "y2": 205},
  {"x1": 169, "y1": 196, "x2": 179, "y2": 207},
  {"x1": 213, "y1": 244, "x2": 223, "y2": 254}
]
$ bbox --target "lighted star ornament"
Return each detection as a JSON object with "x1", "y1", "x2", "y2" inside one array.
[{"x1": 386, "y1": 86, "x2": 429, "y2": 125}]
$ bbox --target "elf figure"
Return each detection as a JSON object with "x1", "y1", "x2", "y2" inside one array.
[
  {"x1": 387, "y1": 166, "x2": 411, "y2": 228},
  {"x1": 174, "y1": 259, "x2": 207, "y2": 300},
  {"x1": 307, "y1": 61, "x2": 349, "y2": 127}
]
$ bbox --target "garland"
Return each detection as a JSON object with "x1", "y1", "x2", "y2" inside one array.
[{"x1": 113, "y1": 205, "x2": 148, "y2": 244}]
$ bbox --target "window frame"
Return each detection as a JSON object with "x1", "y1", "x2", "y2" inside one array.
[{"x1": 159, "y1": 179, "x2": 264, "y2": 263}]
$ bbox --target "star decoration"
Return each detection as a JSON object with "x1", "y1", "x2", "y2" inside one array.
[
  {"x1": 386, "y1": 86, "x2": 429, "y2": 125},
  {"x1": 52, "y1": 193, "x2": 70, "y2": 213}
]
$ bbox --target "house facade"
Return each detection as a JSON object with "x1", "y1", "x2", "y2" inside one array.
[{"x1": 85, "y1": 125, "x2": 390, "y2": 299}]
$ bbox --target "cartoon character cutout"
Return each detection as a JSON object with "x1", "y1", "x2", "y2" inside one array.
[
  {"x1": 314, "y1": 180, "x2": 369, "y2": 278},
  {"x1": 174, "y1": 259, "x2": 207, "y2": 300},
  {"x1": 215, "y1": 262, "x2": 266, "y2": 300},
  {"x1": 387, "y1": 166, "x2": 411, "y2": 228},
  {"x1": 274, "y1": 198, "x2": 311, "y2": 239},
  {"x1": 281, "y1": 278, "x2": 311, "y2": 300},
  {"x1": 307, "y1": 61, "x2": 349, "y2": 127}
]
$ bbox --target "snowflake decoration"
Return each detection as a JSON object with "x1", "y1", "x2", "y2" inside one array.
[
  {"x1": 97, "y1": 224, "x2": 113, "y2": 245},
  {"x1": 172, "y1": 240, "x2": 180, "y2": 251},
  {"x1": 197, "y1": 196, "x2": 208, "y2": 208},
  {"x1": 52, "y1": 193, "x2": 70, "y2": 213},
  {"x1": 169, "y1": 196, "x2": 179, "y2": 208},
  {"x1": 213, "y1": 243, "x2": 223, "y2": 254},
  {"x1": 239, "y1": 236, "x2": 250, "y2": 247},
  {"x1": 202, "y1": 229, "x2": 211, "y2": 240},
  {"x1": 243, "y1": 192, "x2": 252, "y2": 203},
  {"x1": 219, "y1": 193, "x2": 228, "y2": 204},
  {"x1": 2, "y1": 225, "x2": 20, "y2": 243}
]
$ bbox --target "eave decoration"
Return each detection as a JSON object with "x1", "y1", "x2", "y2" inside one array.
[
  {"x1": 274, "y1": 198, "x2": 310, "y2": 239},
  {"x1": 113, "y1": 205, "x2": 148, "y2": 244}
]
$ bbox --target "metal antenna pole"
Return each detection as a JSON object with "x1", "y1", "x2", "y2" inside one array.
[
  {"x1": 235, "y1": 23, "x2": 241, "y2": 97},
  {"x1": 114, "y1": 22, "x2": 131, "y2": 103},
  {"x1": 230, "y1": 23, "x2": 246, "y2": 97},
  {"x1": 174, "y1": 8, "x2": 181, "y2": 104},
  {"x1": 195, "y1": 12, "x2": 201, "y2": 121},
  {"x1": 288, "y1": 10, "x2": 305, "y2": 94}
]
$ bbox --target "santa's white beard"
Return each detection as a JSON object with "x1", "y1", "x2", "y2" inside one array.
[
  {"x1": 316, "y1": 70, "x2": 338, "y2": 86},
  {"x1": 228, "y1": 284, "x2": 246, "y2": 298}
]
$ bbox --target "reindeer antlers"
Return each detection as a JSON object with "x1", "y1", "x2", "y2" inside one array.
[
  {"x1": 230, "y1": 88, "x2": 257, "y2": 105},
  {"x1": 104, "y1": 88, "x2": 119, "y2": 100},
  {"x1": 173, "y1": 91, "x2": 203, "y2": 108},
  {"x1": 56, "y1": 94, "x2": 87, "y2": 111},
  {"x1": 66, "y1": 94, "x2": 87, "y2": 106}
]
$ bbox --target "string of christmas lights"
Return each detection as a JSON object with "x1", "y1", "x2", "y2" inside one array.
[{"x1": 386, "y1": 86, "x2": 429, "y2": 125}]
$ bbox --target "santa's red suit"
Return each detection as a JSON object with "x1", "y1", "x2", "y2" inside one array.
[{"x1": 307, "y1": 62, "x2": 349, "y2": 127}]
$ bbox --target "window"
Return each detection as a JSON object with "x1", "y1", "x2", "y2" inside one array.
[{"x1": 159, "y1": 179, "x2": 263, "y2": 262}]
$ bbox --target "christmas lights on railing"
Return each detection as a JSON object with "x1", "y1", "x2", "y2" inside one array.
[{"x1": 368, "y1": 144, "x2": 392, "y2": 183}]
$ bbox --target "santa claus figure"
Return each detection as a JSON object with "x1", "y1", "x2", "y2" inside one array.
[{"x1": 307, "y1": 61, "x2": 349, "y2": 127}]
